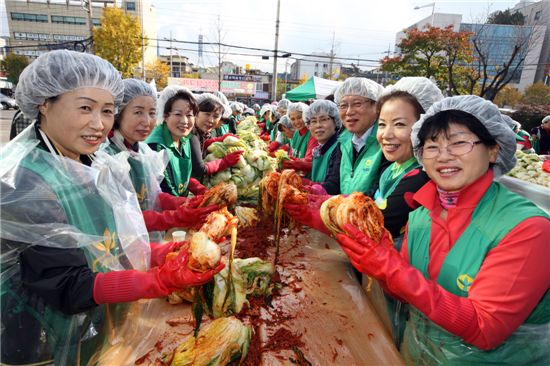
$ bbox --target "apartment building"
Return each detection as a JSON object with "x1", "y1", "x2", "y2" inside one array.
[{"x1": 4, "y1": 0, "x2": 157, "y2": 66}]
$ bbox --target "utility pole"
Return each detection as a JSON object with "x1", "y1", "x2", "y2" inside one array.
[
  {"x1": 271, "y1": 0, "x2": 281, "y2": 101},
  {"x1": 328, "y1": 31, "x2": 335, "y2": 80}
]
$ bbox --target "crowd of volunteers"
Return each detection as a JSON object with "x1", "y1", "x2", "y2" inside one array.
[{"x1": 1, "y1": 49, "x2": 549, "y2": 365}]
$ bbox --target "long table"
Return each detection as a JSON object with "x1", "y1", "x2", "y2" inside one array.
[{"x1": 93, "y1": 227, "x2": 404, "y2": 365}]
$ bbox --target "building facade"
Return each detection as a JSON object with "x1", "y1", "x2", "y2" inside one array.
[
  {"x1": 4, "y1": 0, "x2": 157, "y2": 67},
  {"x1": 290, "y1": 52, "x2": 342, "y2": 81},
  {"x1": 393, "y1": 2, "x2": 549, "y2": 91}
]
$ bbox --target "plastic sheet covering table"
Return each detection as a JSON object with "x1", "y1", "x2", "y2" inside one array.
[
  {"x1": 497, "y1": 175, "x2": 550, "y2": 214},
  {"x1": 93, "y1": 227, "x2": 404, "y2": 365}
]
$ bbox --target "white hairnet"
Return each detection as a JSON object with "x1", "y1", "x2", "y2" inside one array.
[
  {"x1": 278, "y1": 98, "x2": 291, "y2": 110},
  {"x1": 212, "y1": 91, "x2": 231, "y2": 118},
  {"x1": 117, "y1": 79, "x2": 156, "y2": 117},
  {"x1": 195, "y1": 92, "x2": 224, "y2": 108},
  {"x1": 252, "y1": 103, "x2": 261, "y2": 111},
  {"x1": 259, "y1": 104, "x2": 273, "y2": 117},
  {"x1": 15, "y1": 50, "x2": 124, "y2": 120},
  {"x1": 287, "y1": 102, "x2": 309, "y2": 116},
  {"x1": 304, "y1": 99, "x2": 342, "y2": 129},
  {"x1": 230, "y1": 102, "x2": 244, "y2": 113},
  {"x1": 381, "y1": 77, "x2": 444, "y2": 113},
  {"x1": 156, "y1": 85, "x2": 195, "y2": 124},
  {"x1": 243, "y1": 108, "x2": 254, "y2": 116},
  {"x1": 334, "y1": 77, "x2": 384, "y2": 104},
  {"x1": 278, "y1": 115, "x2": 293, "y2": 129},
  {"x1": 411, "y1": 95, "x2": 517, "y2": 177},
  {"x1": 542, "y1": 115, "x2": 550, "y2": 124}
]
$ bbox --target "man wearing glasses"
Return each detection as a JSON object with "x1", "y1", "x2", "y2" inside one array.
[{"x1": 322, "y1": 77, "x2": 386, "y2": 195}]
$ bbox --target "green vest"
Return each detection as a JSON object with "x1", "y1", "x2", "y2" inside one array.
[
  {"x1": 5, "y1": 148, "x2": 128, "y2": 364},
  {"x1": 311, "y1": 141, "x2": 338, "y2": 183},
  {"x1": 403, "y1": 182, "x2": 550, "y2": 365},
  {"x1": 339, "y1": 124, "x2": 382, "y2": 195},
  {"x1": 212, "y1": 124, "x2": 230, "y2": 138},
  {"x1": 374, "y1": 158, "x2": 420, "y2": 210},
  {"x1": 103, "y1": 140, "x2": 152, "y2": 211},
  {"x1": 146, "y1": 123, "x2": 192, "y2": 197},
  {"x1": 338, "y1": 128, "x2": 352, "y2": 143},
  {"x1": 290, "y1": 129, "x2": 311, "y2": 159}
]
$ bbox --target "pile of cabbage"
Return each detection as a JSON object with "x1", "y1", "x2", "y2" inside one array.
[
  {"x1": 507, "y1": 151, "x2": 550, "y2": 188},
  {"x1": 205, "y1": 119, "x2": 276, "y2": 200}
]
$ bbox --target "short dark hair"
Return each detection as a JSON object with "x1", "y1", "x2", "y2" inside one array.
[
  {"x1": 415, "y1": 110, "x2": 497, "y2": 150},
  {"x1": 199, "y1": 99, "x2": 224, "y2": 114},
  {"x1": 376, "y1": 91, "x2": 424, "y2": 120},
  {"x1": 163, "y1": 90, "x2": 198, "y2": 118}
]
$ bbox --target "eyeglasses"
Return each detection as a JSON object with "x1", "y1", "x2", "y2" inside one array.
[
  {"x1": 307, "y1": 116, "x2": 333, "y2": 126},
  {"x1": 338, "y1": 100, "x2": 370, "y2": 111},
  {"x1": 421, "y1": 140, "x2": 483, "y2": 159}
]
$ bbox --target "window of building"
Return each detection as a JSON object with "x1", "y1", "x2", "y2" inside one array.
[
  {"x1": 51, "y1": 15, "x2": 86, "y2": 25},
  {"x1": 92, "y1": 18, "x2": 101, "y2": 26},
  {"x1": 14, "y1": 32, "x2": 50, "y2": 41},
  {"x1": 534, "y1": 10, "x2": 541, "y2": 21},
  {"x1": 126, "y1": 2, "x2": 136, "y2": 11},
  {"x1": 11, "y1": 12, "x2": 48, "y2": 23},
  {"x1": 314, "y1": 72, "x2": 318, "y2": 76}
]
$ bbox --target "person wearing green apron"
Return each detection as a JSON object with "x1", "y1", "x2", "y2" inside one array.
[
  {"x1": 259, "y1": 105, "x2": 275, "y2": 140},
  {"x1": 146, "y1": 86, "x2": 198, "y2": 197},
  {"x1": 317, "y1": 77, "x2": 385, "y2": 195},
  {"x1": 368, "y1": 77, "x2": 442, "y2": 348},
  {"x1": 1, "y1": 50, "x2": 221, "y2": 365},
  {"x1": 282, "y1": 102, "x2": 316, "y2": 180},
  {"x1": 190, "y1": 93, "x2": 243, "y2": 182},
  {"x1": 267, "y1": 115, "x2": 294, "y2": 154},
  {"x1": 336, "y1": 95, "x2": 550, "y2": 365},
  {"x1": 102, "y1": 79, "x2": 218, "y2": 237},
  {"x1": 303, "y1": 100, "x2": 341, "y2": 184}
]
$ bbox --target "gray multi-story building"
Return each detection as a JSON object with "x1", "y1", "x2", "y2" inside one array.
[{"x1": 4, "y1": 0, "x2": 157, "y2": 67}]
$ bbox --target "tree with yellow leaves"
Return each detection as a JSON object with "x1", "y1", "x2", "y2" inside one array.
[
  {"x1": 145, "y1": 59, "x2": 170, "y2": 90},
  {"x1": 93, "y1": 7, "x2": 146, "y2": 78}
]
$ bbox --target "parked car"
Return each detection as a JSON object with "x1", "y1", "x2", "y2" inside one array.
[{"x1": 0, "y1": 93, "x2": 18, "y2": 110}]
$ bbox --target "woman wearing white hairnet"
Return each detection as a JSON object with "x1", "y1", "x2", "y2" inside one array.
[
  {"x1": 336, "y1": 95, "x2": 550, "y2": 364},
  {"x1": 303, "y1": 99, "x2": 341, "y2": 183},
  {"x1": 0, "y1": 50, "x2": 221, "y2": 365},
  {"x1": 322, "y1": 77, "x2": 387, "y2": 195},
  {"x1": 146, "y1": 86, "x2": 207, "y2": 196},
  {"x1": 189, "y1": 93, "x2": 243, "y2": 180},
  {"x1": 101, "y1": 79, "x2": 218, "y2": 235}
]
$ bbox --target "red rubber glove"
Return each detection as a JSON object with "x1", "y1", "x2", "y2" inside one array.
[
  {"x1": 282, "y1": 158, "x2": 312, "y2": 172},
  {"x1": 260, "y1": 134, "x2": 271, "y2": 141},
  {"x1": 285, "y1": 194, "x2": 332, "y2": 235},
  {"x1": 94, "y1": 251, "x2": 224, "y2": 304},
  {"x1": 188, "y1": 178, "x2": 208, "y2": 195},
  {"x1": 267, "y1": 141, "x2": 280, "y2": 153},
  {"x1": 335, "y1": 224, "x2": 478, "y2": 344},
  {"x1": 204, "y1": 150, "x2": 244, "y2": 175},
  {"x1": 203, "y1": 133, "x2": 239, "y2": 150},
  {"x1": 142, "y1": 200, "x2": 219, "y2": 231},
  {"x1": 258, "y1": 122, "x2": 266, "y2": 130},
  {"x1": 158, "y1": 192, "x2": 189, "y2": 211},
  {"x1": 150, "y1": 241, "x2": 185, "y2": 267}
]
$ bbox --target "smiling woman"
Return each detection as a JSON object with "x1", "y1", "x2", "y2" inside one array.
[
  {"x1": 336, "y1": 95, "x2": 550, "y2": 365},
  {"x1": 1, "y1": 51, "x2": 222, "y2": 365},
  {"x1": 146, "y1": 85, "x2": 199, "y2": 197}
]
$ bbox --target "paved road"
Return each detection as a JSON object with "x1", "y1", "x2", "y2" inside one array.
[{"x1": 0, "y1": 109, "x2": 16, "y2": 145}]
